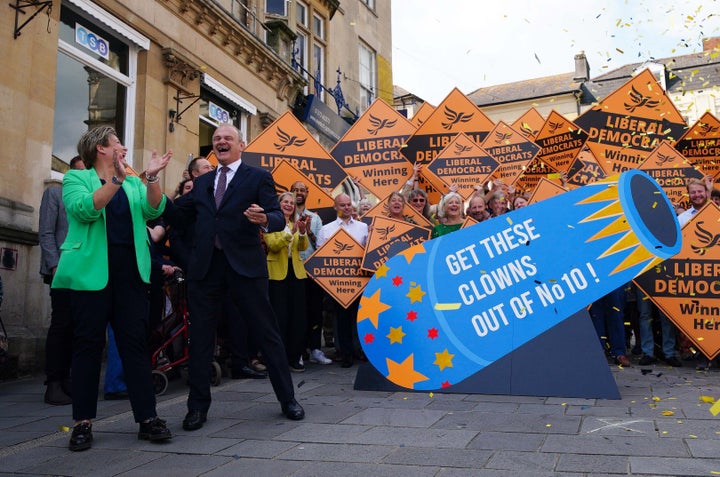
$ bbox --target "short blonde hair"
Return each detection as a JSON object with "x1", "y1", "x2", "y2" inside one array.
[{"x1": 437, "y1": 191, "x2": 464, "y2": 219}]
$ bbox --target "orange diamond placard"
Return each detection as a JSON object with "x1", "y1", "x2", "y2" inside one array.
[
  {"x1": 634, "y1": 203, "x2": 720, "y2": 360},
  {"x1": 574, "y1": 68, "x2": 687, "y2": 176},
  {"x1": 361, "y1": 216, "x2": 431, "y2": 272},
  {"x1": 673, "y1": 112, "x2": 720, "y2": 181},
  {"x1": 242, "y1": 111, "x2": 348, "y2": 190},
  {"x1": 400, "y1": 88, "x2": 495, "y2": 202},
  {"x1": 512, "y1": 107, "x2": 545, "y2": 140},
  {"x1": 528, "y1": 177, "x2": 568, "y2": 205},
  {"x1": 566, "y1": 146, "x2": 606, "y2": 188},
  {"x1": 330, "y1": 99, "x2": 416, "y2": 200},
  {"x1": 482, "y1": 121, "x2": 540, "y2": 186},
  {"x1": 424, "y1": 132, "x2": 499, "y2": 199},
  {"x1": 360, "y1": 194, "x2": 434, "y2": 229},
  {"x1": 534, "y1": 110, "x2": 589, "y2": 173},
  {"x1": 305, "y1": 228, "x2": 371, "y2": 308},
  {"x1": 270, "y1": 160, "x2": 335, "y2": 210},
  {"x1": 410, "y1": 102, "x2": 436, "y2": 128},
  {"x1": 637, "y1": 141, "x2": 703, "y2": 210}
]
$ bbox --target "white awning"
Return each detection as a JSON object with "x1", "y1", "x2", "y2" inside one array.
[
  {"x1": 202, "y1": 74, "x2": 257, "y2": 115},
  {"x1": 64, "y1": 0, "x2": 150, "y2": 50}
]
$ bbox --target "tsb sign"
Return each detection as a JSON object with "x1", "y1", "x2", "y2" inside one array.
[
  {"x1": 75, "y1": 23, "x2": 110, "y2": 60},
  {"x1": 209, "y1": 102, "x2": 231, "y2": 123}
]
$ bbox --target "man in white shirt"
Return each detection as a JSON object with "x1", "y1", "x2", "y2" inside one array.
[
  {"x1": 677, "y1": 177, "x2": 712, "y2": 227},
  {"x1": 317, "y1": 194, "x2": 368, "y2": 247},
  {"x1": 291, "y1": 181, "x2": 331, "y2": 365},
  {"x1": 317, "y1": 194, "x2": 368, "y2": 367}
]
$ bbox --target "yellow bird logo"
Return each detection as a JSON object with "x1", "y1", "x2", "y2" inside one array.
[
  {"x1": 441, "y1": 106, "x2": 473, "y2": 131},
  {"x1": 273, "y1": 127, "x2": 307, "y2": 152},
  {"x1": 367, "y1": 114, "x2": 397, "y2": 135},
  {"x1": 624, "y1": 85, "x2": 660, "y2": 113}
]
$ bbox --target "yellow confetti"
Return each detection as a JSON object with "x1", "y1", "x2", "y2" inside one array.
[
  {"x1": 661, "y1": 430, "x2": 668, "y2": 435},
  {"x1": 60, "y1": 426, "x2": 70, "y2": 432},
  {"x1": 662, "y1": 410, "x2": 675, "y2": 416},
  {"x1": 545, "y1": 423, "x2": 552, "y2": 428},
  {"x1": 652, "y1": 396, "x2": 661, "y2": 402},
  {"x1": 429, "y1": 392, "x2": 434, "y2": 398},
  {"x1": 710, "y1": 400, "x2": 720, "y2": 416},
  {"x1": 699, "y1": 395, "x2": 715, "y2": 403},
  {"x1": 689, "y1": 434, "x2": 698, "y2": 439}
]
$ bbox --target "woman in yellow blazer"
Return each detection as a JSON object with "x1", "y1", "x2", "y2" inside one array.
[
  {"x1": 52, "y1": 126, "x2": 172, "y2": 451},
  {"x1": 265, "y1": 191, "x2": 309, "y2": 372}
]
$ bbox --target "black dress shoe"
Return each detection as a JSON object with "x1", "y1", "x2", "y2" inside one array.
[
  {"x1": 104, "y1": 390, "x2": 129, "y2": 400},
  {"x1": 182, "y1": 410, "x2": 207, "y2": 431},
  {"x1": 231, "y1": 365, "x2": 267, "y2": 379},
  {"x1": 69, "y1": 422, "x2": 93, "y2": 451},
  {"x1": 138, "y1": 417, "x2": 172, "y2": 441},
  {"x1": 281, "y1": 399, "x2": 305, "y2": 421}
]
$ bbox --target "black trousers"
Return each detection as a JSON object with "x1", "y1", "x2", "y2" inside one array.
[
  {"x1": 269, "y1": 261, "x2": 306, "y2": 363},
  {"x1": 304, "y1": 279, "x2": 325, "y2": 350},
  {"x1": 186, "y1": 249, "x2": 294, "y2": 413},
  {"x1": 45, "y1": 287, "x2": 73, "y2": 383},
  {"x1": 334, "y1": 298, "x2": 360, "y2": 361},
  {"x1": 69, "y1": 245, "x2": 156, "y2": 423}
]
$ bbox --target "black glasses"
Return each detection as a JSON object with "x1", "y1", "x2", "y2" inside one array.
[{"x1": 411, "y1": 198, "x2": 426, "y2": 203}]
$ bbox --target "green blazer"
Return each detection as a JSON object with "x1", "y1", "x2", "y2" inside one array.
[
  {"x1": 52, "y1": 169, "x2": 166, "y2": 291},
  {"x1": 265, "y1": 225, "x2": 309, "y2": 281}
]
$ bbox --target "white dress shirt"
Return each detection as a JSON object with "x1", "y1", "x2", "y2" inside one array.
[{"x1": 317, "y1": 216, "x2": 368, "y2": 247}]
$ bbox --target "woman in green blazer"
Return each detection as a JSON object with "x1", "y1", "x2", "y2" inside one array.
[
  {"x1": 53, "y1": 126, "x2": 172, "y2": 451},
  {"x1": 265, "y1": 191, "x2": 309, "y2": 372}
]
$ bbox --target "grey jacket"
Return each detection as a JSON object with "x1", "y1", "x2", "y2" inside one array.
[{"x1": 38, "y1": 185, "x2": 68, "y2": 282}]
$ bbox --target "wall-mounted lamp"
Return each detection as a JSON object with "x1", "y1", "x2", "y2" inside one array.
[{"x1": 168, "y1": 109, "x2": 176, "y2": 133}]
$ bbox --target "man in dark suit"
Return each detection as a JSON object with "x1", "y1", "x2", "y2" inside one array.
[
  {"x1": 166, "y1": 124, "x2": 304, "y2": 429},
  {"x1": 39, "y1": 156, "x2": 85, "y2": 405}
]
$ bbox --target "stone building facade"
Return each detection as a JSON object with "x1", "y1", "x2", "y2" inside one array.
[{"x1": 0, "y1": 0, "x2": 392, "y2": 374}]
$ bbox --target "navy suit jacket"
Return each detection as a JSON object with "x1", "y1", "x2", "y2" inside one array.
[{"x1": 165, "y1": 161, "x2": 283, "y2": 281}]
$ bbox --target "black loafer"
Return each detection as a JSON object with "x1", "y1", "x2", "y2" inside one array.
[
  {"x1": 231, "y1": 365, "x2": 267, "y2": 379},
  {"x1": 69, "y1": 422, "x2": 93, "y2": 451},
  {"x1": 182, "y1": 410, "x2": 207, "y2": 431},
  {"x1": 281, "y1": 399, "x2": 305, "y2": 421},
  {"x1": 138, "y1": 417, "x2": 172, "y2": 441}
]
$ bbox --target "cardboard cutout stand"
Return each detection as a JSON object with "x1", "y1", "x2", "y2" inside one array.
[{"x1": 355, "y1": 308, "x2": 620, "y2": 399}]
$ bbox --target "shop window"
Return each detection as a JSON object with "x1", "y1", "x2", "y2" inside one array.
[
  {"x1": 359, "y1": 43, "x2": 376, "y2": 112},
  {"x1": 52, "y1": 2, "x2": 143, "y2": 169}
]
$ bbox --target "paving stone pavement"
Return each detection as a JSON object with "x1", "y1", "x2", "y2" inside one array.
[{"x1": 1, "y1": 356, "x2": 719, "y2": 476}]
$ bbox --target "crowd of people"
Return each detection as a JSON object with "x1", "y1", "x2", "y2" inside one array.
[{"x1": 38, "y1": 123, "x2": 719, "y2": 453}]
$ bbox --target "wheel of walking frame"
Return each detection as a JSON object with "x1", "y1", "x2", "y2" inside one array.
[
  {"x1": 151, "y1": 370, "x2": 169, "y2": 396},
  {"x1": 210, "y1": 361, "x2": 222, "y2": 386}
]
